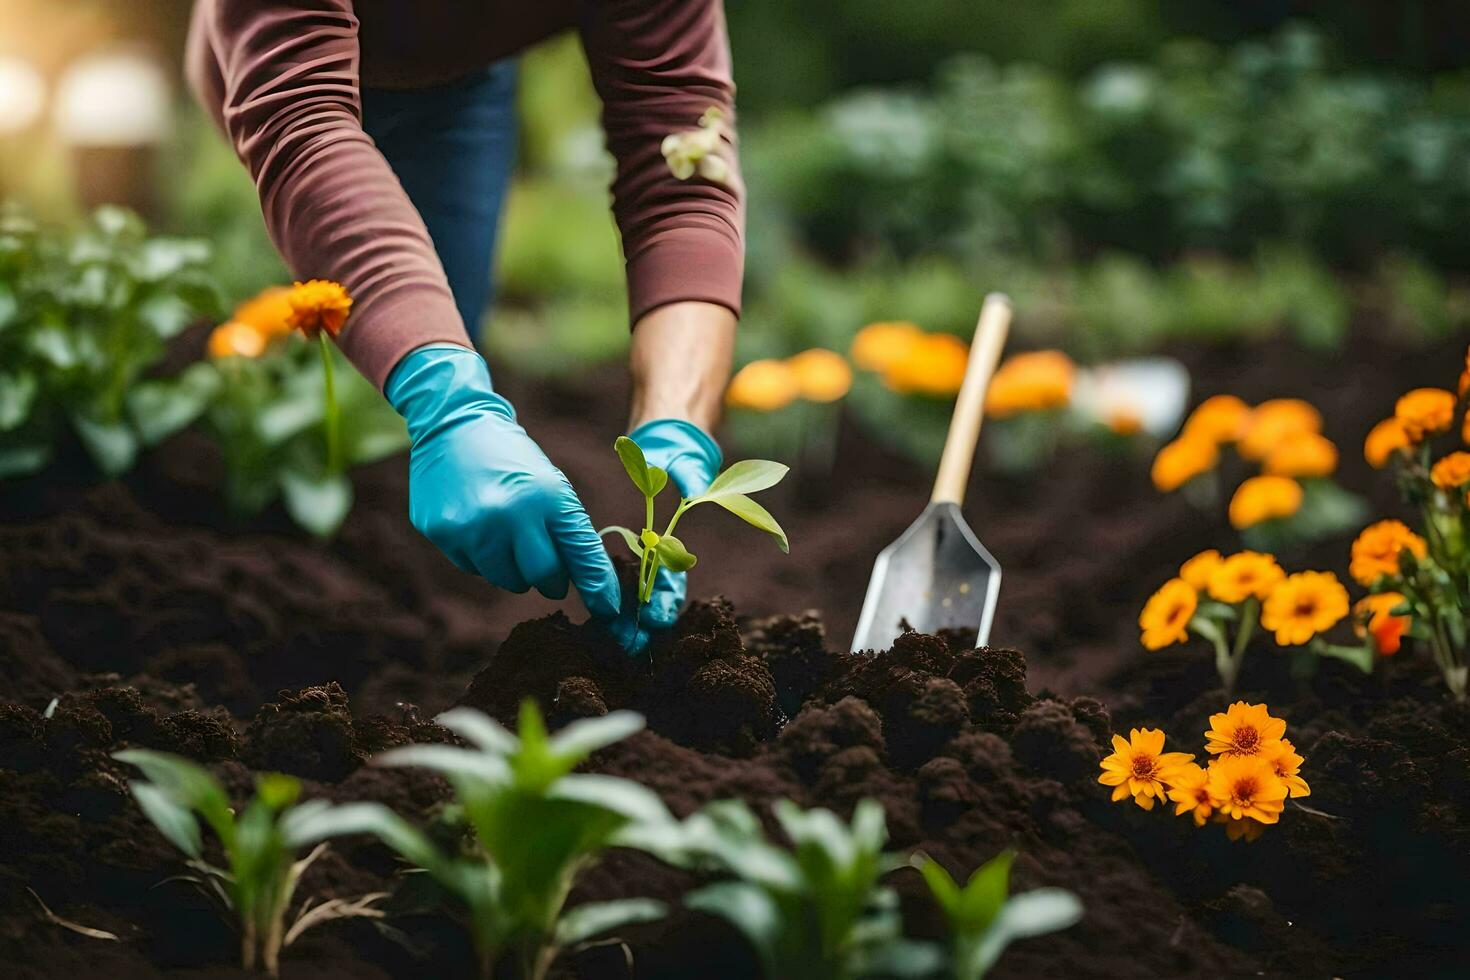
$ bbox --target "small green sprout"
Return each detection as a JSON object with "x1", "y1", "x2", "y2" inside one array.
[
  {"x1": 601, "y1": 436, "x2": 789, "y2": 608},
  {"x1": 916, "y1": 850, "x2": 1083, "y2": 980},
  {"x1": 112, "y1": 750, "x2": 384, "y2": 977},
  {"x1": 674, "y1": 798, "x2": 942, "y2": 979},
  {"x1": 306, "y1": 701, "x2": 677, "y2": 980}
]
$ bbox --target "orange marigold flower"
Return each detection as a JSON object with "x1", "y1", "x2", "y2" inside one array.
[
  {"x1": 1205, "y1": 702, "x2": 1288, "y2": 758},
  {"x1": 985, "y1": 350, "x2": 1075, "y2": 418},
  {"x1": 1238, "y1": 399, "x2": 1322, "y2": 461},
  {"x1": 849, "y1": 321, "x2": 922, "y2": 372},
  {"x1": 882, "y1": 332, "x2": 969, "y2": 397},
  {"x1": 1221, "y1": 814, "x2": 1267, "y2": 842},
  {"x1": 1349, "y1": 519, "x2": 1426, "y2": 586},
  {"x1": 786, "y1": 348, "x2": 852, "y2": 403},
  {"x1": 1261, "y1": 738, "x2": 1310, "y2": 798},
  {"x1": 1354, "y1": 592, "x2": 1410, "y2": 656},
  {"x1": 1182, "y1": 394, "x2": 1252, "y2": 444},
  {"x1": 1262, "y1": 570, "x2": 1350, "y2": 645},
  {"x1": 1098, "y1": 728, "x2": 1195, "y2": 811},
  {"x1": 1207, "y1": 551, "x2": 1284, "y2": 603},
  {"x1": 1205, "y1": 754, "x2": 1288, "y2": 826},
  {"x1": 1165, "y1": 762, "x2": 1214, "y2": 826},
  {"x1": 726, "y1": 359, "x2": 800, "y2": 412},
  {"x1": 1179, "y1": 549, "x2": 1223, "y2": 591},
  {"x1": 1228, "y1": 475, "x2": 1303, "y2": 529},
  {"x1": 206, "y1": 321, "x2": 268, "y2": 360},
  {"x1": 1262, "y1": 431, "x2": 1338, "y2": 479},
  {"x1": 1394, "y1": 387, "x2": 1456, "y2": 440},
  {"x1": 285, "y1": 280, "x2": 352, "y2": 339},
  {"x1": 1151, "y1": 435, "x2": 1219, "y2": 492},
  {"x1": 1139, "y1": 578, "x2": 1197, "y2": 651},
  {"x1": 1430, "y1": 451, "x2": 1470, "y2": 490},
  {"x1": 1364, "y1": 417, "x2": 1413, "y2": 469},
  {"x1": 231, "y1": 285, "x2": 295, "y2": 337}
]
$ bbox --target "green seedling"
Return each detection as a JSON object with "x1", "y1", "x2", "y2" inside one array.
[
  {"x1": 308, "y1": 701, "x2": 675, "y2": 980},
  {"x1": 916, "y1": 850, "x2": 1082, "y2": 980},
  {"x1": 113, "y1": 750, "x2": 385, "y2": 977},
  {"x1": 601, "y1": 436, "x2": 789, "y2": 607},
  {"x1": 675, "y1": 798, "x2": 942, "y2": 979}
]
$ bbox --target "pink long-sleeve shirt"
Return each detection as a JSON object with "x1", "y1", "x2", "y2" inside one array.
[{"x1": 186, "y1": 0, "x2": 744, "y2": 390}]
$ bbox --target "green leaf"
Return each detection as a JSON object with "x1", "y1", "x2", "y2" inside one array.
[
  {"x1": 917, "y1": 858, "x2": 962, "y2": 916},
  {"x1": 284, "y1": 802, "x2": 444, "y2": 871},
  {"x1": 555, "y1": 899, "x2": 667, "y2": 947},
  {"x1": 968, "y1": 889, "x2": 1083, "y2": 978},
  {"x1": 136, "y1": 294, "x2": 194, "y2": 339},
  {"x1": 0, "y1": 441, "x2": 52, "y2": 479},
  {"x1": 436, "y1": 708, "x2": 519, "y2": 754},
  {"x1": 72, "y1": 411, "x2": 139, "y2": 477},
  {"x1": 685, "y1": 881, "x2": 780, "y2": 976},
  {"x1": 129, "y1": 782, "x2": 204, "y2": 858},
  {"x1": 0, "y1": 283, "x2": 16, "y2": 332},
  {"x1": 696, "y1": 459, "x2": 789, "y2": 500},
  {"x1": 548, "y1": 711, "x2": 645, "y2": 761},
  {"x1": 859, "y1": 939, "x2": 947, "y2": 978},
  {"x1": 646, "y1": 465, "x2": 669, "y2": 499},
  {"x1": 27, "y1": 324, "x2": 77, "y2": 369},
  {"x1": 957, "y1": 850, "x2": 1014, "y2": 931},
  {"x1": 255, "y1": 772, "x2": 302, "y2": 810},
  {"x1": 112, "y1": 749, "x2": 235, "y2": 846},
  {"x1": 127, "y1": 362, "x2": 222, "y2": 446},
  {"x1": 599, "y1": 525, "x2": 645, "y2": 558},
  {"x1": 556, "y1": 773, "x2": 673, "y2": 827},
  {"x1": 280, "y1": 468, "x2": 352, "y2": 538},
  {"x1": 654, "y1": 533, "x2": 697, "y2": 572},
  {"x1": 615, "y1": 436, "x2": 659, "y2": 497},
  {"x1": 0, "y1": 372, "x2": 38, "y2": 431},
  {"x1": 376, "y1": 744, "x2": 512, "y2": 784},
  {"x1": 708, "y1": 493, "x2": 789, "y2": 553}
]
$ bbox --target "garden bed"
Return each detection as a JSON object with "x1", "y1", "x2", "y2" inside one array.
[{"x1": 2, "y1": 326, "x2": 1467, "y2": 978}]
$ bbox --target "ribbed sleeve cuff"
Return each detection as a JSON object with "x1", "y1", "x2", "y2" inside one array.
[
  {"x1": 625, "y1": 225, "x2": 744, "y2": 328},
  {"x1": 336, "y1": 284, "x2": 474, "y2": 392}
]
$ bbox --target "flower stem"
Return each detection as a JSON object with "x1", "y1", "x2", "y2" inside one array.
[
  {"x1": 318, "y1": 333, "x2": 342, "y2": 475},
  {"x1": 1226, "y1": 598, "x2": 1259, "y2": 694}
]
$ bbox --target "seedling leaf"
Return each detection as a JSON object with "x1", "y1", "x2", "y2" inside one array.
[
  {"x1": 686, "y1": 881, "x2": 780, "y2": 975},
  {"x1": 548, "y1": 711, "x2": 646, "y2": 762},
  {"x1": 707, "y1": 493, "x2": 788, "y2": 553},
  {"x1": 130, "y1": 782, "x2": 204, "y2": 858},
  {"x1": 375, "y1": 744, "x2": 512, "y2": 784},
  {"x1": 555, "y1": 899, "x2": 667, "y2": 947},
  {"x1": 957, "y1": 850, "x2": 1014, "y2": 929},
  {"x1": 436, "y1": 708, "x2": 519, "y2": 754},
  {"x1": 599, "y1": 525, "x2": 645, "y2": 557},
  {"x1": 654, "y1": 534, "x2": 697, "y2": 572},
  {"x1": 968, "y1": 889, "x2": 1083, "y2": 977},
  {"x1": 696, "y1": 458, "x2": 789, "y2": 500},
  {"x1": 615, "y1": 436, "x2": 666, "y2": 498}
]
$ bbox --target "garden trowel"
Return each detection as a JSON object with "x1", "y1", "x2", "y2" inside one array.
[{"x1": 851, "y1": 293, "x2": 1012, "y2": 652}]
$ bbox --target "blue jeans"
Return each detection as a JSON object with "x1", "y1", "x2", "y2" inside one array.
[{"x1": 361, "y1": 61, "x2": 519, "y2": 342}]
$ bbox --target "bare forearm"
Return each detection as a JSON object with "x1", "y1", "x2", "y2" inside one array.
[{"x1": 628, "y1": 301, "x2": 736, "y2": 432}]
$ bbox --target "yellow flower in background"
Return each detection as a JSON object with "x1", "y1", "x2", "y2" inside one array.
[
  {"x1": 1262, "y1": 570, "x2": 1349, "y2": 645},
  {"x1": 1139, "y1": 578, "x2": 1197, "y2": 651},
  {"x1": 1205, "y1": 754, "x2": 1288, "y2": 826},
  {"x1": 1349, "y1": 519, "x2": 1426, "y2": 586},
  {"x1": 1394, "y1": 387, "x2": 1455, "y2": 439},
  {"x1": 285, "y1": 280, "x2": 352, "y2": 339},
  {"x1": 1262, "y1": 431, "x2": 1338, "y2": 478},
  {"x1": 1205, "y1": 702, "x2": 1287, "y2": 758},
  {"x1": 1207, "y1": 551, "x2": 1284, "y2": 603},
  {"x1": 1228, "y1": 475, "x2": 1303, "y2": 529},
  {"x1": 1354, "y1": 592, "x2": 1410, "y2": 656},
  {"x1": 1179, "y1": 549, "x2": 1223, "y2": 591},
  {"x1": 1150, "y1": 434, "x2": 1219, "y2": 492},
  {"x1": 787, "y1": 348, "x2": 852, "y2": 403},
  {"x1": 850, "y1": 321, "x2": 922, "y2": 371},
  {"x1": 985, "y1": 350, "x2": 1075, "y2": 418},
  {"x1": 1166, "y1": 762, "x2": 1214, "y2": 826},
  {"x1": 231, "y1": 285, "x2": 295, "y2": 337},
  {"x1": 1430, "y1": 451, "x2": 1470, "y2": 490},
  {"x1": 1261, "y1": 739, "x2": 1310, "y2": 798},
  {"x1": 882, "y1": 332, "x2": 969, "y2": 397},
  {"x1": 726, "y1": 359, "x2": 800, "y2": 412},
  {"x1": 1183, "y1": 394, "x2": 1252, "y2": 444},
  {"x1": 1221, "y1": 815, "x2": 1266, "y2": 842},
  {"x1": 207, "y1": 321, "x2": 268, "y2": 359},
  {"x1": 1238, "y1": 399, "x2": 1322, "y2": 461},
  {"x1": 1098, "y1": 728, "x2": 1195, "y2": 811},
  {"x1": 1364, "y1": 417, "x2": 1413, "y2": 469}
]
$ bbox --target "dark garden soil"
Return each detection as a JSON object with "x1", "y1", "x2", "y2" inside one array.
[{"x1": 1, "y1": 322, "x2": 1467, "y2": 978}]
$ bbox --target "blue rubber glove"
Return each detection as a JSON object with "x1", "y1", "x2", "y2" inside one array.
[
  {"x1": 385, "y1": 345, "x2": 621, "y2": 621},
  {"x1": 615, "y1": 418, "x2": 722, "y2": 653}
]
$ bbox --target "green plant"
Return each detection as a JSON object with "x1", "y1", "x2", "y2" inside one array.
[
  {"x1": 112, "y1": 750, "x2": 383, "y2": 977},
  {"x1": 600, "y1": 436, "x2": 790, "y2": 608},
  {"x1": 0, "y1": 206, "x2": 221, "y2": 480},
  {"x1": 916, "y1": 850, "x2": 1082, "y2": 980},
  {"x1": 307, "y1": 702, "x2": 676, "y2": 979},
  {"x1": 676, "y1": 798, "x2": 941, "y2": 979}
]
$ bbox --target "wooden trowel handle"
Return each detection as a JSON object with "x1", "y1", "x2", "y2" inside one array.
[{"x1": 931, "y1": 293, "x2": 1012, "y2": 506}]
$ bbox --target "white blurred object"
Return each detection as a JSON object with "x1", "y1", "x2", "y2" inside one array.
[
  {"x1": 0, "y1": 56, "x2": 46, "y2": 135},
  {"x1": 1072, "y1": 357, "x2": 1191, "y2": 437},
  {"x1": 54, "y1": 49, "x2": 170, "y2": 146}
]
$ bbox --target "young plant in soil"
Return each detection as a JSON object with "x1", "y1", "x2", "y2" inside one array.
[
  {"x1": 308, "y1": 701, "x2": 676, "y2": 980},
  {"x1": 675, "y1": 798, "x2": 941, "y2": 979},
  {"x1": 601, "y1": 436, "x2": 789, "y2": 610},
  {"x1": 915, "y1": 850, "x2": 1082, "y2": 980},
  {"x1": 113, "y1": 750, "x2": 385, "y2": 977}
]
